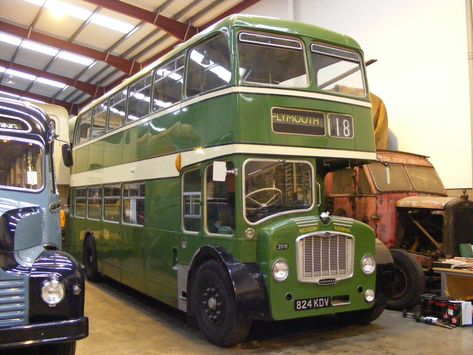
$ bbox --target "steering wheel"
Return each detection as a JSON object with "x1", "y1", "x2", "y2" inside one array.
[{"x1": 245, "y1": 188, "x2": 283, "y2": 211}]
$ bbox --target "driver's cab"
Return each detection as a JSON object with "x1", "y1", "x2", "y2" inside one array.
[{"x1": 181, "y1": 156, "x2": 316, "y2": 238}]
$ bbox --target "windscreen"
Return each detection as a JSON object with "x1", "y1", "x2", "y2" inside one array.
[
  {"x1": 312, "y1": 44, "x2": 366, "y2": 97},
  {"x1": 238, "y1": 32, "x2": 308, "y2": 87},
  {"x1": 405, "y1": 165, "x2": 445, "y2": 194},
  {"x1": 0, "y1": 138, "x2": 44, "y2": 191},
  {"x1": 244, "y1": 160, "x2": 313, "y2": 223},
  {"x1": 369, "y1": 162, "x2": 411, "y2": 192}
]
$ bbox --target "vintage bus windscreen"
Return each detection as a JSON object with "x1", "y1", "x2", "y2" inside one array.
[{"x1": 66, "y1": 15, "x2": 392, "y2": 347}]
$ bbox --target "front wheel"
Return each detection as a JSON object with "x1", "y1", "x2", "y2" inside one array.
[
  {"x1": 387, "y1": 249, "x2": 425, "y2": 310},
  {"x1": 190, "y1": 260, "x2": 251, "y2": 347}
]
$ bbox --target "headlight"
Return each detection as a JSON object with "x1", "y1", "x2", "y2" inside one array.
[
  {"x1": 361, "y1": 255, "x2": 376, "y2": 275},
  {"x1": 272, "y1": 259, "x2": 289, "y2": 282},
  {"x1": 41, "y1": 278, "x2": 65, "y2": 307}
]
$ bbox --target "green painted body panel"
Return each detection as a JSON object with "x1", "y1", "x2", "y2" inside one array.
[
  {"x1": 72, "y1": 93, "x2": 374, "y2": 175},
  {"x1": 67, "y1": 15, "x2": 381, "y2": 321},
  {"x1": 257, "y1": 217, "x2": 375, "y2": 320}
]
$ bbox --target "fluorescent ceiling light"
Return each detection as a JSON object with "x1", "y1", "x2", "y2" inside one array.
[
  {"x1": 0, "y1": 33, "x2": 21, "y2": 46},
  {"x1": 58, "y1": 51, "x2": 94, "y2": 66},
  {"x1": 1, "y1": 66, "x2": 67, "y2": 89},
  {"x1": 6, "y1": 68, "x2": 36, "y2": 81},
  {"x1": 36, "y1": 77, "x2": 67, "y2": 88},
  {"x1": 24, "y1": 0, "x2": 135, "y2": 33},
  {"x1": 22, "y1": 40, "x2": 58, "y2": 56},
  {"x1": 91, "y1": 14, "x2": 135, "y2": 34}
]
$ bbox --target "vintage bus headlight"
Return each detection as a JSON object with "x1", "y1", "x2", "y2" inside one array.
[
  {"x1": 364, "y1": 289, "x2": 375, "y2": 303},
  {"x1": 361, "y1": 255, "x2": 376, "y2": 275},
  {"x1": 272, "y1": 259, "x2": 289, "y2": 282},
  {"x1": 41, "y1": 278, "x2": 65, "y2": 307}
]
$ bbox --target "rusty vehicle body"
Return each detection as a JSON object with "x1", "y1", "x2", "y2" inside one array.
[{"x1": 325, "y1": 150, "x2": 473, "y2": 309}]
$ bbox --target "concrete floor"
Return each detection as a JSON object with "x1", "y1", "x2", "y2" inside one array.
[{"x1": 75, "y1": 279, "x2": 473, "y2": 355}]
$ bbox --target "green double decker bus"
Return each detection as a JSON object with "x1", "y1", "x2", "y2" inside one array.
[{"x1": 66, "y1": 15, "x2": 394, "y2": 346}]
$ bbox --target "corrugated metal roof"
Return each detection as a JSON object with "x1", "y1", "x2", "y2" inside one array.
[{"x1": 0, "y1": 0, "x2": 260, "y2": 114}]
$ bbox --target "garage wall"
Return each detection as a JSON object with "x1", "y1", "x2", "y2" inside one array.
[{"x1": 246, "y1": 0, "x2": 473, "y2": 189}]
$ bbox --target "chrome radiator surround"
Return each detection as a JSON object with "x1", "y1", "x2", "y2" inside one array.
[{"x1": 296, "y1": 231, "x2": 354, "y2": 283}]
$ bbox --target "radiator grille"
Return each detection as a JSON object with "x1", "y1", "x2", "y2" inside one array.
[
  {"x1": 0, "y1": 278, "x2": 27, "y2": 328},
  {"x1": 296, "y1": 233, "x2": 354, "y2": 283}
]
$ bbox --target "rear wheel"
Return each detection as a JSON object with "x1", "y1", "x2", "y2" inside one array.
[
  {"x1": 387, "y1": 249, "x2": 425, "y2": 310},
  {"x1": 190, "y1": 260, "x2": 251, "y2": 347},
  {"x1": 84, "y1": 237, "x2": 101, "y2": 282}
]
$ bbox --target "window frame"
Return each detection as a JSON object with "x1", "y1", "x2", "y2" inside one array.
[
  {"x1": 87, "y1": 186, "x2": 103, "y2": 221},
  {"x1": 242, "y1": 158, "x2": 315, "y2": 226},
  {"x1": 185, "y1": 32, "x2": 233, "y2": 98},
  {"x1": 181, "y1": 168, "x2": 202, "y2": 234},
  {"x1": 74, "y1": 187, "x2": 87, "y2": 219},
  {"x1": 204, "y1": 161, "x2": 236, "y2": 237},
  {"x1": 126, "y1": 74, "x2": 153, "y2": 124},
  {"x1": 237, "y1": 30, "x2": 309, "y2": 89},
  {"x1": 103, "y1": 183, "x2": 122, "y2": 223},
  {"x1": 152, "y1": 55, "x2": 185, "y2": 113},
  {"x1": 122, "y1": 181, "x2": 146, "y2": 227}
]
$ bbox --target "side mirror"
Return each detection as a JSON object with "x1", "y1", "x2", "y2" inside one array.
[
  {"x1": 62, "y1": 143, "x2": 73, "y2": 167},
  {"x1": 212, "y1": 161, "x2": 227, "y2": 182}
]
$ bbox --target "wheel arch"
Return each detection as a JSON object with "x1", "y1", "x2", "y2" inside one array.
[{"x1": 186, "y1": 245, "x2": 268, "y2": 320}]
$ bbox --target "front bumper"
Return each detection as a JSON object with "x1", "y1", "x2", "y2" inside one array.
[{"x1": 0, "y1": 316, "x2": 88, "y2": 349}]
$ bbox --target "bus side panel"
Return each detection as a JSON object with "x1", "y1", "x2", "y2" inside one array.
[
  {"x1": 103, "y1": 131, "x2": 124, "y2": 168},
  {"x1": 73, "y1": 145, "x2": 89, "y2": 175},
  {"x1": 144, "y1": 178, "x2": 181, "y2": 307},
  {"x1": 123, "y1": 122, "x2": 149, "y2": 164},
  {"x1": 120, "y1": 224, "x2": 147, "y2": 294},
  {"x1": 237, "y1": 94, "x2": 375, "y2": 153},
  {"x1": 147, "y1": 95, "x2": 238, "y2": 160},
  {"x1": 89, "y1": 140, "x2": 105, "y2": 170}
]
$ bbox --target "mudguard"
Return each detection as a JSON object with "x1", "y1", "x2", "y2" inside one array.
[
  {"x1": 188, "y1": 245, "x2": 268, "y2": 320},
  {"x1": 374, "y1": 239, "x2": 395, "y2": 303}
]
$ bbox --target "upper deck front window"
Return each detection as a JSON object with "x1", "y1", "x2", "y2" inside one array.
[
  {"x1": 244, "y1": 160, "x2": 313, "y2": 224},
  {"x1": 238, "y1": 32, "x2": 308, "y2": 87},
  {"x1": 312, "y1": 44, "x2": 366, "y2": 97},
  {"x1": 0, "y1": 138, "x2": 44, "y2": 191}
]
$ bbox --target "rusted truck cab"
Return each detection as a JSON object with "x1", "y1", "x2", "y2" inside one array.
[{"x1": 325, "y1": 150, "x2": 473, "y2": 309}]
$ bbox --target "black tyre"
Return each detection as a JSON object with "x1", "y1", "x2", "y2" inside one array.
[
  {"x1": 84, "y1": 237, "x2": 101, "y2": 282},
  {"x1": 387, "y1": 249, "x2": 425, "y2": 310},
  {"x1": 190, "y1": 260, "x2": 251, "y2": 347},
  {"x1": 28, "y1": 341, "x2": 76, "y2": 355}
]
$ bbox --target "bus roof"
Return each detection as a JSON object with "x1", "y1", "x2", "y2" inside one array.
[
  {"x1": 78, "y1": 14, "x2": 363, "y2": 116},
  {"x1": 0, "y1": 98, "x2": 50, "y2": 143}
]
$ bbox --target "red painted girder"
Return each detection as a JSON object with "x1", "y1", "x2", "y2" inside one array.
[
  {"x1": 0, "y1": 58, "x2": 105, "y2": 97},
  {"x1": 0, "y1": 84, "x2": 78, "y2": 115},
  {"x1": 0, "y1": 21, "x2": 142, "y2": 75},
  {"x1": 83, "y1": 0, "x2": 197, "y2": 41},
  {"x1": 142, "y1": 0, "x2": 261, "y2": 67}
]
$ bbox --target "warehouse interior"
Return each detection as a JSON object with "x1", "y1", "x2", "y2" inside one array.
[{"x1": 0, "y1": 1, "x2": 472, "y2": 354}]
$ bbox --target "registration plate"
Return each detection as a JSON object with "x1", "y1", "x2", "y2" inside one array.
[{"x1": 294, "y1": 297, "x2": 331, "y2": 311}]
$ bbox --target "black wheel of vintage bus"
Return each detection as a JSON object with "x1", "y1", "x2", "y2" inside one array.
[
  {"x1": 190, "y1": 260, "x2": 251, "y2": 347},
  {"x1": 28, "y1": 341, "x2": 76, "y2": 355},
  {"x1": 83, "y1": 236, "x2": 101, "y2": 282},
  {"x1": 387, "y1": 249, "x2": 425, "y2": 310}
]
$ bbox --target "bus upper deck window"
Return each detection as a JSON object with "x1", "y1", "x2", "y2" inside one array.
[
  {"x1": 311, "y1": 44, "x2": 366, "y2": 97},
  {"x1": 153, "y1": 56, "x2": 184, "y2": 112},
  {"x1": 76, "y1": 111, "x2": 92, "y2": 145},
  {"x1": 238, "y1": 32, "x2": 307, "y2": 87},
  {"x1": 186, "y1": 33, "x2": 231, "y2": 97},
  {"x1": 91, "y1": 101, "x2": 108, "y2": 139},
  {"x1": 108, "y1": 90, "x2": 127, "y2": 131},
  {"x1": 128, "y1": 74, "x2": 152, "y2": 123}
]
